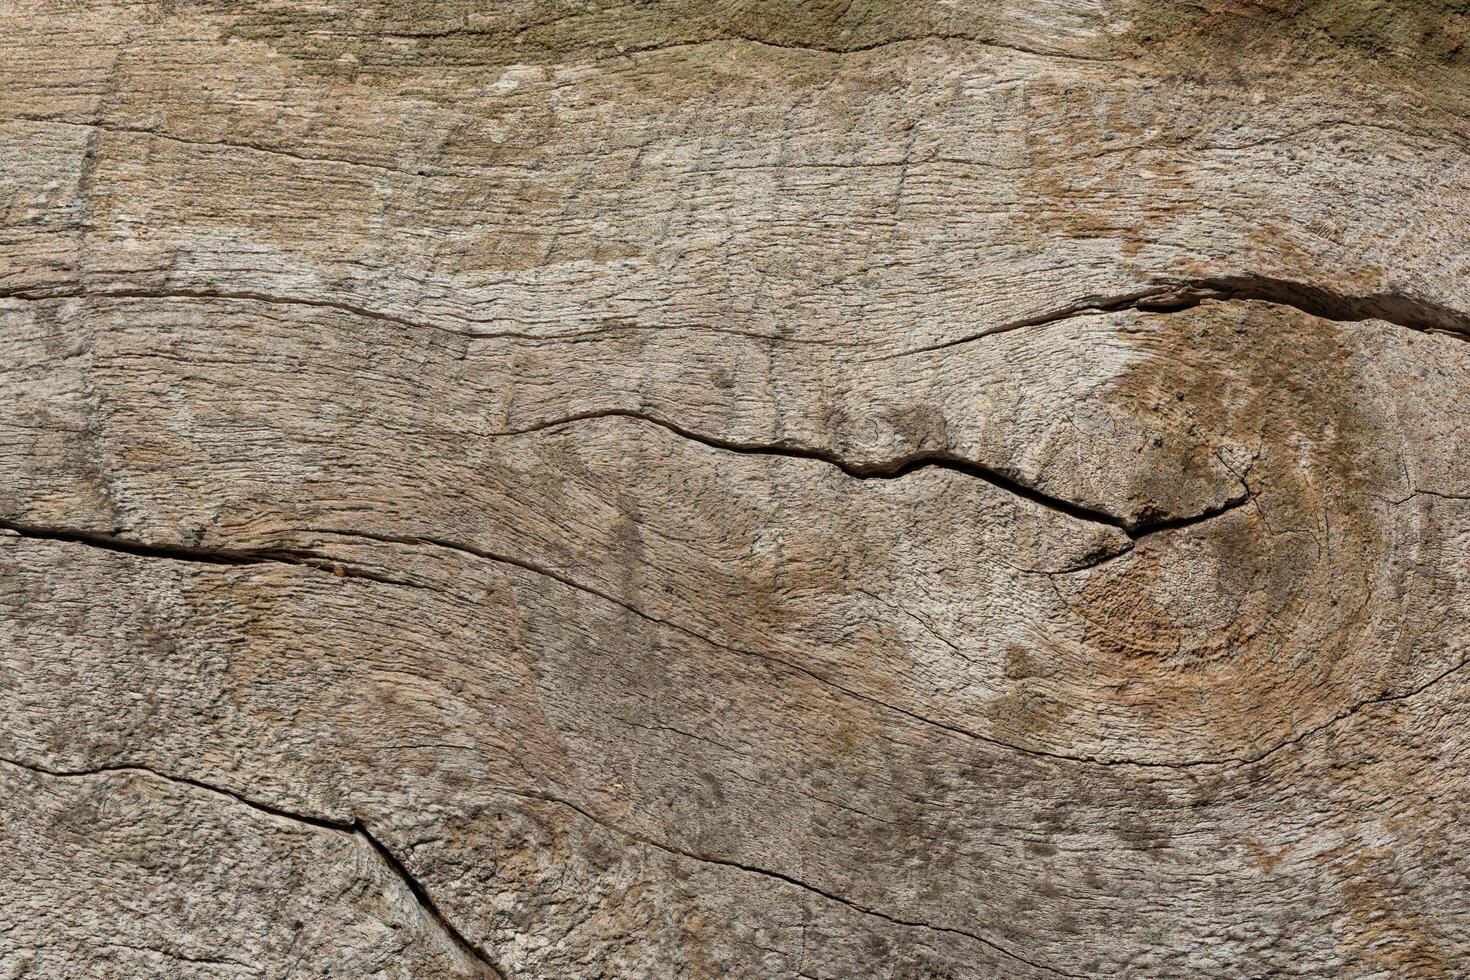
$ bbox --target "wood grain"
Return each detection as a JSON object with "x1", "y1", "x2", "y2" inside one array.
[{"x1": 3, "y1": 2, "x2": 1469, "y2": 976}]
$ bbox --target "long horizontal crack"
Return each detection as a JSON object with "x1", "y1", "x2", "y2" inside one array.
[
  {"x1": 4, "y1": 517, "x2": 1462, "y2": 773},
  {"x1": 0, "y1": 517, "x2": 1147, "y2": 768},
  {"x1": 6, "y1": 274, "x2": 1468, "y2": 358},
  {"x1": 0, "y1": 284, "x2": 487, "y2": 341},
  {"x1": 0, "y1": 283, "x2": 1257, "y2": 535},
  {"x1": 492, "y1": 408, "x2": 1247, "y2": 538},
  {"x1": 0, "y1": 284, "x2": 857, "y2": 348},
  {"x1": 0, "y1": 518, "x2": 435, "y2": 592},
  {"x1": 363, "y1": 23, "x2": 1122, "y2": 66},
  {"x1": 0, "y1": 505, "x2": 1273, "y2": 771},
  {"x1": 0, "y1": 756, "x2": 507, "y2": 978},
  {"x1": 878, "y1": 274, "x2": 1470, "y2": 359},
  {"x1": 615, "y1": 30, "x2": 1121, "y2": 66},
  {"x1": 5, "y1": 291, "x2": 1254, "y2": 538}
]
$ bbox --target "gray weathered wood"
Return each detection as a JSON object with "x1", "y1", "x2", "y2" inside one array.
[{"x1": 3, "y1": 2, "x2": 1469, "y2": 976}]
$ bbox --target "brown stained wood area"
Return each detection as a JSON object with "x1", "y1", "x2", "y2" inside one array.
[{"x1": 2, "y1": 1, "x2": 1469, "y2": 977}]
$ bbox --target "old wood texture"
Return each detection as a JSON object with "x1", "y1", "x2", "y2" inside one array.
[{"x1": 3, "y1": 2, "x2": 1470, "y2": 977}]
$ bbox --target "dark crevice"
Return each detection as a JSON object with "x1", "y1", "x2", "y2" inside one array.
[
  {"x1": 0, "y1": 518, "x2": 265, "y2": 566},
  {"x1": 872, "y1": 285, "x2": 1195, "y2": 359},
  {"x1": 0, "y1": 284, "x2": 855, "y2": 349},
  {"x1": 1188, "y1": 274, "x2": 1470, "y2": 338},
  {"x1": 0, "y1": 755, "x2": 355, "y2": 832},
  {"x1": 615, "y1": 31, "x2": 1120, "y2": 66},
  {"x1": 1024, "y1": 492, "x2": 1253, "y2": 575},
  {"x1": 0, "y1": 518, "x2": 435, "y2": 591},
  {"x1": 2, "y1": 753, "x2": 1068, "y2": 974},
  {"x1": 1032, "y1": 541, "x2": 1137, "y2": 575},
  {"x1": 879, "y1": 275, "x2": 1470, "y2": 359},
  {"x1": 490, "y1": 409, "x2": 1129, "y2": 522},
  {"x1": 1130, "y1": 490, "x2": 1254, "y2": 540},
  {"x1": 7, "y1": 275, "x2": 1468, "y2": 357},
  {"x1": 3, "y1": 274, "x2": 1445, "y2": 538},
  {"x1": 0, "y1": 756, "x2": 507, "y2": 978},
  {"x1": 0, "y1": 445, "x2": 1241, "y2": 584},
  {"x1": 493, "y1": 408, "x2": 1246, "y2": 538},
  {"x1": 355, "y1": 823, "x2": 509, "y2": 979}
]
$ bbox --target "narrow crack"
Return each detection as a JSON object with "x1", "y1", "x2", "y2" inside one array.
[
  {"x1": 2, "y1": 753, "x2": 1066, "y2": 975},
  {"x1": 301, "y1": 525, "x2": 1281, "y2": 772},
  {"x1": 7, "y1": 275, "x2": 1468, "y2": 359},
  {"x1": 878, "y1": 275, "x2": 1470, "y2": 359},
  {"x1": 0, "y1": 515, "x2": 1247, "y2": 770},
  {"x1": 0, "y1": 518, "x2": 435, "y2": 592},
  {"x1": 354, "y1": 824, "x2": 509, "y2": 978},
  {"x1": 0, "y1": 284, "x2": 484, "y2": 342},
  {"x1": 1033, "y1": 541, "x2": 1136, "y2": 575},
  {"x1": 96, "y1": 942, "x2": 252, "y2": 972},
  {"x1": 365, "y1": 22, "x2": 1124, "y2": 67},
  {"x1": 490, "y1": 408, "x2": 1126, "y2": 531},
  {"x1": 5, "y1": 518, "x2": 1465, "y2": 772},
  {"x1": 491, "y1": 407, "x2": 1246, "y2": 538},
  {"x1": 2, "y1": 276, "x2": 1426, "y2": 543},
  {"x1": 1233, "y1": 654, "x2": 1470, "y2": 768},
  {"x1": 871, "y1": 285, "x2": 1198, "y2": 360},
  {"x1": 0, "y1": 518, "x2": 264, "y2": 566},
  {"x1": 0, "y1": 756, "x2": 507, "y2": 979},
  {"x1": 1378, "y1": 487, "x2": 1470, "y2": 506},
  {"x1": 498, "y1": 787, "x2": 1082, "y2": 978},
  {"x1": 1023, "y1": 490, "x2": 1252, "y2": 575},
  {"x1": 614, "y1": 30, "x2": 1124, "y2": 66},
  {"x1": 0, "y1": 284, "x2": 859, "y2": 349}
]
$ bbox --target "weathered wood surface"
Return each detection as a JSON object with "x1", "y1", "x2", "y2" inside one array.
[{"x1": 3, "y1": 2, "x2": 1469, "y2": 977}]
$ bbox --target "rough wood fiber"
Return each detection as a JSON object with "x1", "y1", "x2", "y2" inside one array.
[{"x1": 2, "y1": 1, "x2": 1469, "y2": 977}]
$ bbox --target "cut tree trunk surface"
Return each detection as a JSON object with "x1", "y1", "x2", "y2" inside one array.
[{"x1": 2, "y1": 2, "x2": 1469, "y2": 977}]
